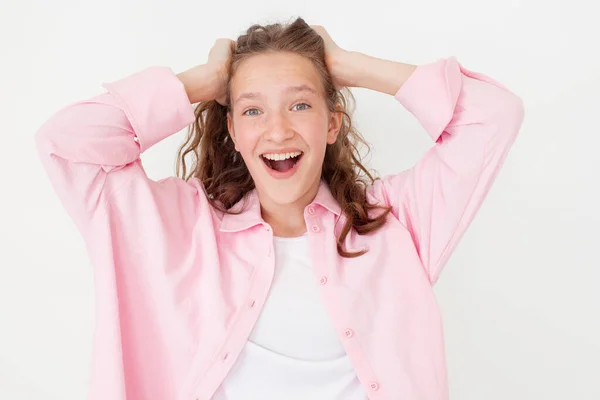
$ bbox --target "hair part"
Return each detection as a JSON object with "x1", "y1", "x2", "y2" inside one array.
[{"x1": 176, "y1": 17, "x2": 391, "y2": 257}]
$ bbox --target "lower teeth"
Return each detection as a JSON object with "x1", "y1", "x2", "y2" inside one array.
[{"x1": 263, "y1": 155, "x2": 300, "y2": 172}]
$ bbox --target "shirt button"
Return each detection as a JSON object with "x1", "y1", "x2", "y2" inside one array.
[
  {"x1": 222, "y1": 352, "x2": 229, "y2": 362},
  {"x1": 249, "y1": 299, "x2": 256, "y2": 308},
  {"x1": 344, "y1": 328, "x2": 354, "y2": 338},
  {"x1": 307, "y1": 206, "x2": 316, "y2": 215},
  {"x1": 311, "y1": 225, "x2": 321, "y2": 233},
  {"x1": 319, "y1": 276, "x2": 328, "y2": 285},
  {"x1": 369, "y1": 381, "x2": 380, "y2": 391}
]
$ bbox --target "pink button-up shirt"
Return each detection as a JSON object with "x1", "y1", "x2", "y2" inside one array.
[{"x1": 35, "y1": 57, "x2": 524, "y2": 400}]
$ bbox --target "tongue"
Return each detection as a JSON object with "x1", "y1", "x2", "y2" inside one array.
[{"x1": 271, "y1": 158, "x2": 296, "y2": 172}]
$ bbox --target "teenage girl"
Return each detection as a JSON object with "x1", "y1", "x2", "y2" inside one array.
[{"x1": 36, "y1": 17, "x2": 524, "y2": 400}]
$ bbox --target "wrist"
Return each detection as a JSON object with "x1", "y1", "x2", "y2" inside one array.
[{"x1": 331, "y1": 50, "x2": 365, "y2": 88}]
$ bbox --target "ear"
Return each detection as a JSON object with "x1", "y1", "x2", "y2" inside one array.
[
  {"x1": 227, "y1": 112, "x2": 240, "y2": 151},
  {"x1": 326, "y1": 105, "x2": 343, "y2": 145}
]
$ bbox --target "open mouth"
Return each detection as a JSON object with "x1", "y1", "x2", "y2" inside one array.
[{"x1": 261, "y1": 151, "x2": 304, "y2": 173}]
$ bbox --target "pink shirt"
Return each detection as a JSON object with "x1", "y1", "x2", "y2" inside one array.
[{"x1": 35, "y1": 57, "x2": 524, "y2": 400}]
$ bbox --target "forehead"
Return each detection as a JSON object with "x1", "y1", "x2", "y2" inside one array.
[{"x1": 230, "y1": 52, "x2": 323, "y2": 96}]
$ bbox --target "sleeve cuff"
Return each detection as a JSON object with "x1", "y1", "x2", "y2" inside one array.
[
  {"x1": 394, "y1": 57, "x2": 462, "y2": 142},
  {"x1": 102, "y1": 67, "x2": 196, "y2": 153}
]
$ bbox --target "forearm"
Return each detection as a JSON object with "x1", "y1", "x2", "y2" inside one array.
[
  {"x1": 340, "y1": 51, "x2": 417, "y2": 95},
  {"x1": 176, "y1": 64, "x2": 219, "y2": 104}
]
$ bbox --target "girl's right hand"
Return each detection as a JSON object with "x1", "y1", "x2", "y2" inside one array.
[
  {"x1": 206, "y1": 38, "x2": 236, "y2": 105},
  {"x1": 177, "y1": 38, "x2": 236, "y2": 105}
]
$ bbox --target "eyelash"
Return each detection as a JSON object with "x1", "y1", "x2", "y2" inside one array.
[{"x1": 242, "y1": 102, "x2": 311, "y2": 116}]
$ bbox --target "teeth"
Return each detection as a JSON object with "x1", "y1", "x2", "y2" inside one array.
[{"x1": 262, "y1": 151, "x2": 302, "y2": 161}]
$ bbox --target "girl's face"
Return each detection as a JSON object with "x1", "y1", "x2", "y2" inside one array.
[{"x1": 227, "y1": 52, "x2": 342, "y2": 209}]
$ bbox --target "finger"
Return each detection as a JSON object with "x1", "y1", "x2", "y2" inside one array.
[
  {"x1": 310, "y1": 25, "x2": 336, "y2": 48},
  {"x1": 310, "y1": 25, "x2": 327, "y2": 37}
]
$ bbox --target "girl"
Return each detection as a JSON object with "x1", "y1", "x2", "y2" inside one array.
[{"x1": 35, "y1": 17, "x2": 524, "y2": 400}]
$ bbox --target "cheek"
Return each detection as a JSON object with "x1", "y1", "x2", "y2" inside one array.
[
  {"x1": 298, "y1": 118, "x2": 329, "y2": 150},
  {"x1": 233, "y1": 121, "x2": 260, "y2": 155}
]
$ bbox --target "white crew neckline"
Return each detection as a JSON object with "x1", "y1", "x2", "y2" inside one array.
[{"x1": 272, "y1": 233, "x2": 309, "y2": 243}]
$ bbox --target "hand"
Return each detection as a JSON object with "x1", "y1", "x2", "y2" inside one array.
[
  {"x1": 310, "y1": 25, "x2": 354, "y2": 89},
  {"x1": 177, "y1": 38, "x2": 235, "y2": 105},
  {"x1": 311, "y1": 25, "x2": 417, "y2": 96},
  {"x1": 206, "y1": 38, "x2": 236, "y2": 105}
]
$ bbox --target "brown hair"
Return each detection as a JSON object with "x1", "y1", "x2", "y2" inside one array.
[{"x1": 176, "y1": 17, "x2": 391, "y2": 257}]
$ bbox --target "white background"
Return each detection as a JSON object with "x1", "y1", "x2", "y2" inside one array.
[{"x1": 1, "y1": 0, "x2": 599, "y2": 399}]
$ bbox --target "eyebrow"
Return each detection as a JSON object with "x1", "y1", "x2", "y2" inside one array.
[{"x1": 234, "y1": 84, "x2": 318, "y2": 106}]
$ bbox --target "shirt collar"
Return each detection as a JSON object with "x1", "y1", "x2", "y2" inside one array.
[{"x1": 219, "y1": 180, "x2": 341, "y2": 233}]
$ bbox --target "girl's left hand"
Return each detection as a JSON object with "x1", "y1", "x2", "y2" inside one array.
[{"x1": 310, "y1": 25, "x2": 355, "y2": 89}]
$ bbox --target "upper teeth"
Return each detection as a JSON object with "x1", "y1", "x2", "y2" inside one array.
[{"x1": 262, "y1": 151, "x2": 302, "y2": 161}]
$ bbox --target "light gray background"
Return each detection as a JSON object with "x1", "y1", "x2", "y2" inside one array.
[{"x1": 1, "y1": 0, "x2": 598, "y2": 399}]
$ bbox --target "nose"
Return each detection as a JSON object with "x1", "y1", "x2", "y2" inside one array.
[{"x1": 263, "y1": 111, "x2": 294, "y2": 142}]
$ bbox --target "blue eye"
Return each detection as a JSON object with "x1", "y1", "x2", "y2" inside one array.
[
  {"x1": 243, "y1": 108, "x2": 262, "y2": 116},
  {"x1": 292, "y1": 103, "x2": 311, "y2": 111}
]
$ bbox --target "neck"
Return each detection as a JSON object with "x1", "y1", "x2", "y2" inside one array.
[{"x1": 259, "y1": 180, "x2": 320, "y2": 238}]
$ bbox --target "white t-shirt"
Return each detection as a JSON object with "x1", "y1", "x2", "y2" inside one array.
[{"x1": 212, "y1": 234, "x2": 367, "y2": 400}]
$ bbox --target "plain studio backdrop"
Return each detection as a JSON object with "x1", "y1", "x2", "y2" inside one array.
[{"x1": 1, "y1": 0, "x2": 598, "y2": 399}]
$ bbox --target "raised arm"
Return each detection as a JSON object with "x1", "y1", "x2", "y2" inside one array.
[
  {"x1": 354, "y1": 53, "x2": 524, "y2": 284},
  {"x1": 35, "y1": 40, "x2": 234, "y2": 236},
  {"x1": 312, "y1": 26, "x2": 524, "y2": 284},
  {"x1": 35, "y1": 67, "x2": 195, "y2": 233}
]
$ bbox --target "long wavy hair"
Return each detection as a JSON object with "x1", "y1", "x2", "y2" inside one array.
[{"x1": 176, "y1": 17, "x2": 391, "y2": 257}]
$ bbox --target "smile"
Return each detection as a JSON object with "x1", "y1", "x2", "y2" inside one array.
[{"x1": 260, "y1": 151, "x2": 304, "y2": 179}]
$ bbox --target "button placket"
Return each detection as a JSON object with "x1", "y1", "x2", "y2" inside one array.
[
  {"x1": 264, "y1": 224, "x2": 273, "y2": 257},
  {"x1": 305, "y1": 207, "x2": 321, "y2": 234}
]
